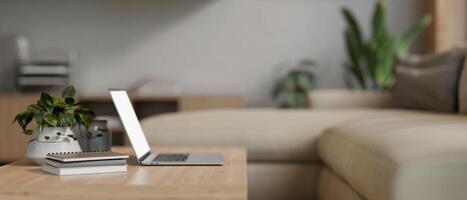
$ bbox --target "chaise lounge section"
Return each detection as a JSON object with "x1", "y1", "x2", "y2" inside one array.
[{"x1": 318, "y1": 111, "x2": 467, "y2": 200}]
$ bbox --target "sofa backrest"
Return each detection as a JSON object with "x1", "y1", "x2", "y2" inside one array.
[
  {"x1": 140, "y1": 109, "x2": 391, "y2": 163},
  {"x1": 308, "y1": 90, "x2": 392, "y2": 109}
]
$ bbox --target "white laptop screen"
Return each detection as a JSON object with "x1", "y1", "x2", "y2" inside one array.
[{"x1": 110, "y1": 90, "x2": 151, "y2": 159}]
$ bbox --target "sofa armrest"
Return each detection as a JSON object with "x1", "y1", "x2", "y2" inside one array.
[{"x1": 308, "y1": 89, "x2": 392, "y2": 109}]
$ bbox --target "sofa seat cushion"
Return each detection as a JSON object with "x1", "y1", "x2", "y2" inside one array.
[
  {"x1": 318, "y1": 112, "x2": 467, "y2": 200},
  {"x1": 141, "y1": 108, "x2": 394, "y2": 162}
]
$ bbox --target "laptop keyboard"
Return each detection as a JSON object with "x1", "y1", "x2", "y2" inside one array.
[{"x1": 153, "y1": 153, "x2": 189, "y2": 162}]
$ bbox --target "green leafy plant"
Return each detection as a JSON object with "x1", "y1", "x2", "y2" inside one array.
[
  {"x1": 272, "y1": 59, "x2": 315, "y2": 108},
  {"x1": 342, "y1": 1, "x2": 432, "y2": 89},
  {"x1": 13, "y1": 86, "x2": 95, "y2": 140}
]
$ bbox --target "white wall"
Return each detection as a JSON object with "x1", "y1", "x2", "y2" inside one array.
[{"x1": 0, "y1": 0, "x2": 424, "y2": 106}]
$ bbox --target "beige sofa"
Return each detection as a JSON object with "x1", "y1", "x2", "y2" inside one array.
[{"x1": 140, "y1": 98, "x2": 467, "y2": 200}]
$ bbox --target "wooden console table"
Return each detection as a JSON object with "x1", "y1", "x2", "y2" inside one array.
[
  {"x1": 0, "y1": 93, "x2": 243, "y2": 163},
  {"x1": 0, "y1": 146, "x2": 247, "y2": 200}
]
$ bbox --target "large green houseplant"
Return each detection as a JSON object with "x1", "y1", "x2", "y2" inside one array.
[
  {"x1": 13, "y1": 86, "x2": 95, "y2": 164},
  {"x1": 342, "y1": 1, "x2": 432, "y2": 89}
]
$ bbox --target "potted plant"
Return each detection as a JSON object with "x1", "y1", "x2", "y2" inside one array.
[
  {"x1": 13, "y1": 86, "x2": 95, "y2": 164},
  {"x1": 272, "y1": 59, "x2": 315, "y2": 108},
  {"x1": 309, "y1": 1, "x2": 432, "y2": 109},
  {"x1": 342, "y1": 1, "x2": 431, "y2": 89}
]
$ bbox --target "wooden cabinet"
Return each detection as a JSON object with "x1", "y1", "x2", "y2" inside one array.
[{"x1": 0, "y1": 93, "x2": 243, "y2": 164}]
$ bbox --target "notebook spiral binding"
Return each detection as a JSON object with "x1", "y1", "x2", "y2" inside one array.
[{"x1": 47, "y1": 150, "x2": 110, "y2": 155}]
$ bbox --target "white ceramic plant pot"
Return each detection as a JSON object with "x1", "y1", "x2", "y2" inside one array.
[{"x1": 26, "y1": 127, "x2": 82, "y2": 165}]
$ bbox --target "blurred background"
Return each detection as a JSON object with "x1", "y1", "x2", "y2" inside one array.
[
  {"x1": 1, "y1": 0, "x2": 465, "y2": 161},
  {"x1": 0, "y1": 0, "x2": 427, "y2": 106}
]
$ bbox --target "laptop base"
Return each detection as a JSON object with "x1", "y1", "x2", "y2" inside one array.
[{"x1": 140, "y1": 152, "x2": 224, "y2": 166}]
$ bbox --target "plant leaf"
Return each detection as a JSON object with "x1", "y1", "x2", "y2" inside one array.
[
  {"x1": 52, "y1": 97, "x2": 67, "y2": 111},
  {"x1": 398, "y1": 15, "x2": 432, "y2": 57},
  {"x1": 375, "y1": 34, "x2": 396, "y2": 88},
  {"x1": 372, "y1": 1, "x2": 386, "y2": 43},
  {"x1": 37, "y1": 93, "x2": 54, "y2": 112},
  {"x1": 40, "y1": 92, "x2": 53, "y2": 106},
  {"x1": 342, "y1": 8, "x2": 363, "y2": 46},
  {"x1": 64, "y1": 97, "x2": 75, "y2": 105},
  {"x1": 44, "y1": 114, "x2": 58, "y2": 126},
  {"x1": 342, "y1": 7, "x2": 367, "y2": 88},
  {"x1": 16, "y1": 111, "x2": 34, "y2": 134},
  {"x1": 23, "y1": 113, "x2": 33, "y2": 130},
  {"x1": 296, "y1": 73, "x2": 314, "y2": 91},
  {"x1": 344, "y1": 30, "x2": 366, "y2": 89},
  {"x1": 12, "y1": 112, "x2": 25, "y2": 124},
  {"x1": 62, "y1": 86, "x2": 76, "y2": 98},
  {"x1": 27, "y1": 104, "x2": 43, "y2": 112}
]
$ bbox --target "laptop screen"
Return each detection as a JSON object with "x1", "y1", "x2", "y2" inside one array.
[{"x1": 110, "y1": 90, "x2": 151, "y2": 159}]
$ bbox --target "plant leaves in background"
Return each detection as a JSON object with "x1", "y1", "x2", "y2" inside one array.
[
  {"x1": 372, "y1": 1, "x2": 386, "y2": 43},
  {"x1": 345, "y1": 30, "x2": 366, "y2": 88},
  {"x1": 398, "y1": 15, "x2": 432, "y2": 57},
  {"x1": 375, "y1": 34, "x2": 396, "y2": 88},
  {"x1": 272, "y1": 61, "x2": 315, "y2": 108},
  {"x1": 342, "y1": 8, "x2": 363, "y2": 46},
  {"x1": 341, "y1": 0, "x2": 431, "y2": 90}
]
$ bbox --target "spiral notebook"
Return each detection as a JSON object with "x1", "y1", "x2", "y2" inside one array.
[{"x1": 46, "y1": 151, "x2": 129, "y2": 162}]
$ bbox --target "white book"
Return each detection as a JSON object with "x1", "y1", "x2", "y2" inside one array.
[
  {"x1": 41, "y1": 163, "x2": 127, "y2": 176},
  {"x1": 20, "y1": 65, "x2": 69, "y2": 75}
]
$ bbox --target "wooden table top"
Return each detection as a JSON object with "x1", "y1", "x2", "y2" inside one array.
[{"x1": 0, "y1": 146, "x2": 247, "y2": 200}]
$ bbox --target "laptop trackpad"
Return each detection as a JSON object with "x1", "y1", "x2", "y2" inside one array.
[{"x1": 151, "y1": 153, "x2": 224, "y2": 166}]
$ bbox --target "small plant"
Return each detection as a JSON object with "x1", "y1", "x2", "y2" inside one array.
[
  {"x1": 272, "y1": 59, "x2": 315, "y2": 108},
  {"x1": 342, "y1": 1, "x2": 431, "y2": 89},
  {"x1": 13, "y1": 86, "x2": 95, "y2": 141}
]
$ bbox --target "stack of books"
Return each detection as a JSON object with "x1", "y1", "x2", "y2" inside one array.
[{"x1": 41, "y1": 151, "x2": 129, "y2": 176}]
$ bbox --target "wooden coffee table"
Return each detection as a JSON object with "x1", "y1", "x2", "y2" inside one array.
[{"x1": 0, "y1": 146, "x2": 247, "y2": 200}]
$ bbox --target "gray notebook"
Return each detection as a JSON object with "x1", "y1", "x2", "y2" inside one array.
[
  {"x1": 45, "y1": 158, "x2": 127, "y2": 168},
  {"x1": 46, "y1": 151, "x2": 129, "y2": 162}
]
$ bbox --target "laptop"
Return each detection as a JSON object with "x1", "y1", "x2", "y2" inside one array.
[{"x1": 110, "y1": 90, "x2": 224, "y2": 166}]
